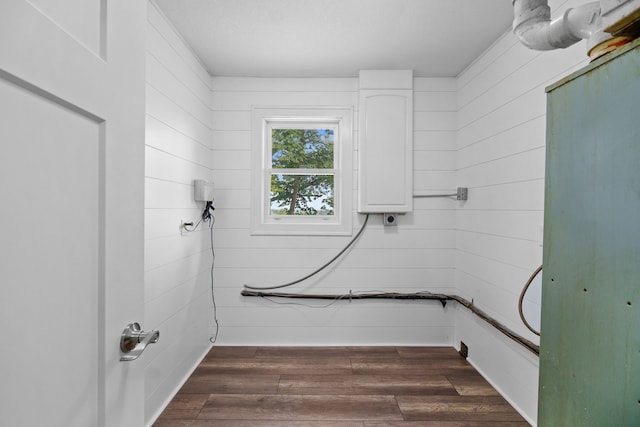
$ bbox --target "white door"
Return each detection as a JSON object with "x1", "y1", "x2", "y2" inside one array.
[{"x1": 0, "y1": 1, "x2": 146, "y2": 426}]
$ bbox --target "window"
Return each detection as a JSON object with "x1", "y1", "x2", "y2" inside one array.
[{"x1": 252, "y1": 107, "x2": 353, "y2": 235}]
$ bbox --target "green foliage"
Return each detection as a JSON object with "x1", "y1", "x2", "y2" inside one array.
[{"x1": 270, "y1": 129, "x2": 335, "y2": 215}]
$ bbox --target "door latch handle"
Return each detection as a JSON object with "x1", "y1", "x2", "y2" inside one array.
[{"x1": 120, "y1": 322, "x2": 159, "y2": 361}]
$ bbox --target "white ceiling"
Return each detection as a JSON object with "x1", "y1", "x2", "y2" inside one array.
[{"x1": 153, "y1": 0, "x2": 515, "y2": 78}]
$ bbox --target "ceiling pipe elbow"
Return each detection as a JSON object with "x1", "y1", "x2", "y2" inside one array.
[{"x1": 512, "y1": 0, "x2": 602, "y2": 51}]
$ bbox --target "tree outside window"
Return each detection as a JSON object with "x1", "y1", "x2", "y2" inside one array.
[{"x1": 270, "y1": 128, "x2": 335, "y2": 216}]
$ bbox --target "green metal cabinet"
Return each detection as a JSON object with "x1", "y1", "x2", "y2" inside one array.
[{"x1": 540, "y1": 39, "x2": 640, "y2": 425}]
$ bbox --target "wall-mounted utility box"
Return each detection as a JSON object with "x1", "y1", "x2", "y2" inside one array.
[
  {"x1": 358, "y1": 70, "x2": 413, "y2": 213},
  {"x1": 194, "y1": 179, "x2": 214, "y2": 202}
]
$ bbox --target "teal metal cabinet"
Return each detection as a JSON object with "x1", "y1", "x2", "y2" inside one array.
[{"x1": 540, "y1": 39, "x2": 640, "y2": 425}]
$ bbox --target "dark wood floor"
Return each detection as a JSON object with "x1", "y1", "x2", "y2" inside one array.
[{"x1": 153, "y1": 346, "x2": 530, "y2": 426}]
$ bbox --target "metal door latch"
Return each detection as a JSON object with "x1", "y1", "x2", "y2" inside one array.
[{"x1": 120, "y1": 322, "x2": 159, "y2": 361}]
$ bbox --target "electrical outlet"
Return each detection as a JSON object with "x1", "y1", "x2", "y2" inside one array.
[
  {"x1": 180, "y1": 220, "x2": 194, "y2": 236},
  {"x1": 459, "y1": 341, "x2": 469, "y2": 359},
  {"x1": 456, "y1": 187, "x2": 468, "y2": 201}
]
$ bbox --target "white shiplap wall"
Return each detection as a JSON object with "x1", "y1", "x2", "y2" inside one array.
[
  {"x1": 454, "y1": 0, "x2": 589, "y2": 423},
  {"x1": 144, "y1": 1, "x2": 600, "y2": 423},
  {"x1": 143, "y1": 3, "x2": 215, "y2": 424},
  {"x1": 210, "y1": 76, "x2": 460, "y2": 345}
]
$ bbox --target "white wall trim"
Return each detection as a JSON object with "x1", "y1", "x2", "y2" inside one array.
[
  {"x1": 146, "y1": 344, "x2": 213, "y2": 427},
  {"x1": 466, "y1": 355, "x2": 536, "y2": 426}
]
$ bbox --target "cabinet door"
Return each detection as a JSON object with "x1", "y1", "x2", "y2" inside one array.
[
  {"x1": 540, "y1": 42, "x2": 640, "y2": 426},
  {"x1": 358, "y1": 89, "x2": 413, "y2": 213}
]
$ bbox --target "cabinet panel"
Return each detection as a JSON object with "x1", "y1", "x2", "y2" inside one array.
[
  {"x1": 358, "y1": 91, "x2": 412, "y2": 212},
  {"x1": 358, "y1": 70, "x2": 413, "y2": 214},
  {"x1": 540, "y1": 39, "x2": 640, "y2": 426}
]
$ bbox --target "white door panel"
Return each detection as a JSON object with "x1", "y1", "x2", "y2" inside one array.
[
  {"x1": 0, "y1": 1, "x2": 146, "y2": 426},
  {"x1": 26, "y1": 0, "x2": 103, "y2": 54},
  {"x1": 0, "y1": 76, "x2": 101, "y2": 427}
]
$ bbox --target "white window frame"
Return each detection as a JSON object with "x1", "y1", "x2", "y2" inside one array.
[{"x1": 251, "y1": 107, "x2": 353, "y2": 236}]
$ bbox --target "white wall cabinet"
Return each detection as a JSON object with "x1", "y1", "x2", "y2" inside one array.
[{"x1": 358, "y1": 70, "x2": 413, "y2": 213}]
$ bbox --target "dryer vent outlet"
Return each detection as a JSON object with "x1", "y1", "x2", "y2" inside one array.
[
  {"x1": 459, "y1": 341, "x2": 469, "y2": 359},
  {"x1": 383, "y1": 213, "x2": 398, "y2": 226}
]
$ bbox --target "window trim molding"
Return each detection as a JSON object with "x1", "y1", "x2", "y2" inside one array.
[{"x1": 251, "y1": 106, "x2": 353, "y2": 236}]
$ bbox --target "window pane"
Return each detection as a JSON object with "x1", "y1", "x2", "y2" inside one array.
[
  {"x1": 270, "y1": 174, "x2": 334, "y2": 215},
  {"x1": 271, "y1": 129, "x2": 334, "y2": 169}
]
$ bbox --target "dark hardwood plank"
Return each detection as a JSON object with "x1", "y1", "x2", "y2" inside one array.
[
  {"x1": 396, "y1": 396, "x2": 526, "y2": 422},
  {"x1": 278, "y1": 374, "x2": 458, "y2": 396},
  {"x1": 178, "y1": 373, "x2": 280, "y2": 394},
  {"x1": 155, "y1": 421, "x2": 364, "y2": 427},
  {"x1": 255, "y1": 346, "x2": 351, "y2": 358},
  {"x1": 197, "y1": 356, "x2": 353, "y2": 375},
  {"x1": 198, "y1": 394, "x2": 404, "y2": 421},
  {"x1": 157, "y1": 394, "x2": 209, "y2": 419},
  {"x1": 255, "y1": 346, "x2": 402, "y2": 359},
  {"x1": 351, "y1": 358, "x2": 475, "y2": 376},
  {"x1": 365, "y1": 422, "x2": 530, "y2": 426},
  {"x1": 153, "y1": 347, "x2": 530, "y2": 426},
  {"x1": 204, "y1": 346, "x2": 257, "y2": 359},
  {"x1": 346, "y1": 346, "x2": 402, "y2": 358},
  {"x1": 445, "y1": 375, "x2": 500, "y2": 396},
  {"x1": 277, "y1": 374, "x2": 354, "y2": 395}
]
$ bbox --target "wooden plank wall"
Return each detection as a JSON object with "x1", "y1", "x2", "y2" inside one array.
[
  {"x1": 144, "y1": 2, "x2": 216, "y2": 424},
  {"x1": 142, "y1": 1, "x2": 607, "y2": 424},
  {"x1": 454, "y1": 0, "x2": 587, "y2": 423},
  {"x1": 210, "y1": 75, "x2": 459, "y2": 345}
]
